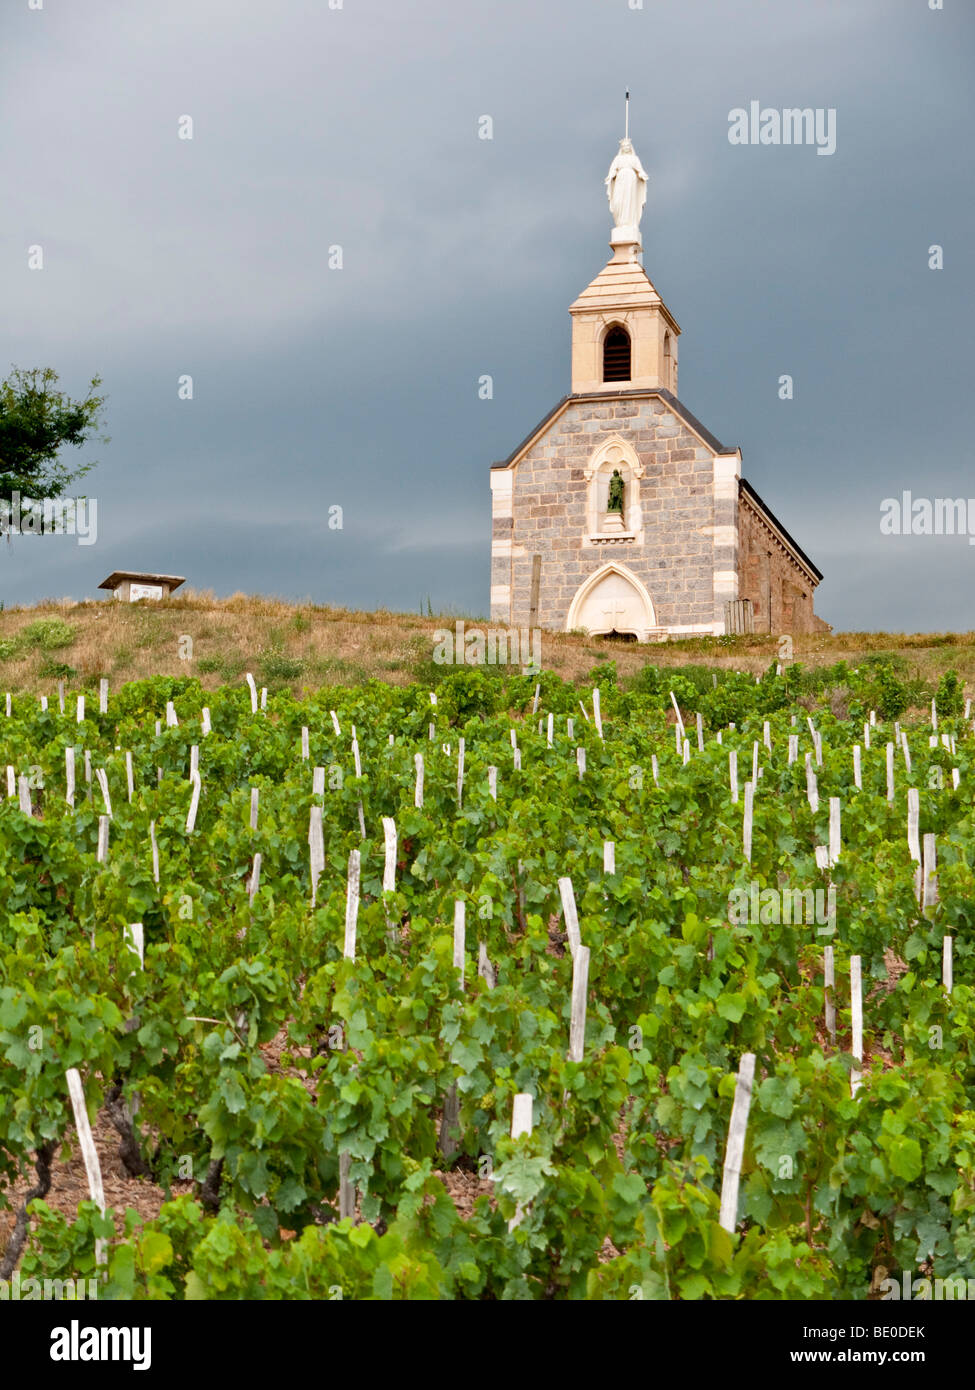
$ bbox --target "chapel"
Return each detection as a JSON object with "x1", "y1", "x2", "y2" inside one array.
[{"x1": 488, "y1": 132, "x2": 828, "y2": 641}]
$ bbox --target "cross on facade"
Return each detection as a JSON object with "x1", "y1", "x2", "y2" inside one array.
[{"x1": 602, "y1": 596, "x2": 629, "y2": 626}]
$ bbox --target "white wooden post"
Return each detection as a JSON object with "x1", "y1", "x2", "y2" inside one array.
[
  {"x1": 698, "y1": 712, "x2": 705, "y2": 751},
  {"x1": 593, "y1": 688, "x2": 603, "y2": 739},
  {"x1": 907, "y1": 788, "x2": 920, "y2": 863},
  {"x1": 453, "y1": 900, "x2": 466, "y2": 984},
  {"x1": 344, "y1": 850, "x2": 360, "y2": 961},
  {"x1": 532, "y1": 683, "x2": 541, "y2": 715},
  {"x1": 57, "y1": 680, "x2": 65, "y2": 715},
  {"x1": 477, "y1": 941, "x2": 496, "y2": 989},
  {"x1": 201, "y1": 707, "x2": 211, "y2": 736},
  {"x1": 850, "y1": 955, "x2": 863, "y2": 1097},
  {"x1": 76, "y1": 694, "x2": 85, "y2": 724},
  {"x1": 244, "y1": 673, "x2": 258, "y2": 713},
  {"x1": 787, "y1": 734, "x2": 798, "y2": 765},
  {"x1": 65, "y1": 1069, "x2": 107, "y2": 1266},
  {"x1": 952, "y1": 767, "x2": 960, "y2": 790},
  {"x1": 185, "y1": 772, "x2": 201, "y2": 833},
  {"x1": 149, "y1": 820, "x2": 160, "y2": 884},
  {"x1": 743, "y1": 781, "x2": 754, "y2": 863},
  {"x1": 40, "y1": 695, "x2": 47, "y2": 712},
  {"x1": 567, "y1": 716, "x2": 574, "y2": 740},
  {"x1": 901, "y1": 731, "x2": 912, "y2": 775},
  {"x1": 98, "y1": 678, "x2": 108, "y2": 714},
  {"x1": 250, "y1": 787, "x2": 259, "y2": 831},
  {"x1": 312, "y1": 766, "x2": 325, "y2": 796},
  {"x1": 568, "y1": 945, "x2": 590, "y2": 1063},
  {"x1": 65, "y1": 747, "x2": 75, "y2": 808},
  {"x1": 682, "y1": 738, "x2": 690, "y2": 765},
  {"x1": 260, "y1": 687, "x2": 267, "y2": 712},
  {"x1": 669, "y1": 691, "x2": 684, "y2": 743},
  {"x1": 824, "y1": 945, "x2": 836, "y2": 1041},
  {"x1": 886, "y1": 743, "x2": 895, "y2": 801},
  {"x1": 382, "y1": 816, "x2": 397, "y2": 894},
  {"x1": 751, "y1": 740, "x2": 759, "y2": 784},
  {"x1": 248, "y1": 852, "x2": 262, "y2": 905},
  {"x1": 351, "y1": 736, "x2": 366, "y2": 839},
  {"x1": 763, "y1": 720, "x2": 771, "y2": 753},
  {"x1": 922, "y1": 833, "x2": 938, "y2": 910},
  {"x1": 124, "y1": 922, "x2": 145, "y2": 971},
  {"x1": 190, "y1": 744, "x2": 199, "y2": 779},
  {"x1": 547, "y1": 713, "x2": 554, "y2": 748},
  {"x1": 17, "y1": 775, "x2": 31, "y2": 817},
  {"x1": 94, "y1": 768, "x2": 112, "y2": 819},
  {"x1": 603, "y1": 841, "x2": 615, "y2": 874},
  {"x1": 863, "y1": 722, "x2": 870, "y2": 750},
  {"x1": 853, "y1": 744, "x2": 862, "y2": 790},
  {"x1": 718, "y1": 1052, "x2": 756, "y2": 1234},
  {"x1": 651, "y1": 754, "x2": 659, "y2": 787},
  {"x1": 828, "y1": 797, "x2": 841, "y2": 868},
  {"x1": 558, "y1": 876, "x2": 581, "y2": 957},
  {"x1": 5, "y1": 766, "x2": 14, "y2": 799},
  {"x1": 330, "y1": 709, "x2": 341, "y2": 736},
  {"x1": 457, "y1": 736, "x2": 465, "y2": 809},
  {"x1": 578, "y1": 699, "x2": 589, "y2": 723},
  {"x1": 487, "y1": 765, "x2": 498, "y2": 801},
  {"x1": 166, "y1": 701, "x2": 178, "y2": 728},
  {"x1": 84, "y1": 750, "x2": 92, "y2": 793},
  {"x1": 511, "y1": 1093, "x2": 532, "y2": 1137},
  {"x1": 125, "y1": 751, "x2": 134, "y2": 803},
  {"x1": 308, "y1": 806, "x2": 324, "y2": 907},
  {"x1": 414, "y1": 753, "x2": 424, "y2": 808},
  {"x1": 508, "y1": 1094, "x2": 534, "y2": 1231},
  {"x1": 943, "y1": 936, "x2": 953, "y2": 994},
  {"x1": 805, "y1": 755, "x2": 819, "y2": 813},
  {"x1": 96, "y1": 815, "x2": 109, "y2": 863},
  {"x1": 729, "y1": 749, "x2": 738, "y2": 804},
  {"x1": 576, "y1": 746, "x2": 586, "y2": 780},
  {"x1": 338, "y1": 1151, "x2": 355, "y2": 1221}
]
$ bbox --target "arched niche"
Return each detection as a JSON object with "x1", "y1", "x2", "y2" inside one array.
[
  {"x1": 583, "y1": 433, "x2": 644, "y2": 538},
  {"x1": 566, "y1": 563, "x2": 656, "y2": 641}
]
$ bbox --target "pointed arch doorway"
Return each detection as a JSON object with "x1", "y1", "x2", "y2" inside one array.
[{"x1": 566, "y1": 564, "x2": 656, "y2": 641}]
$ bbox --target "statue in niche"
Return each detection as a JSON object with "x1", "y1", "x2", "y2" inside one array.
[{"x1": 607, "y1": 469, "x2": 625, "y2": 515}]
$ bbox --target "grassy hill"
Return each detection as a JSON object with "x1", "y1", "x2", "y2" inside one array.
[{"x1": 0, "y1": 591, "x2": 973, "y2": 701}]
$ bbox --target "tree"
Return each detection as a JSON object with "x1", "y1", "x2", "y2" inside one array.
[{"x1": 0, "y1": 367, "x2": 108, "y2": 499}]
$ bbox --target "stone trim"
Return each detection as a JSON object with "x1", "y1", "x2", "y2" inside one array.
[{"x1": 738, "y1": 485, "x2": 820, "y2": 589}]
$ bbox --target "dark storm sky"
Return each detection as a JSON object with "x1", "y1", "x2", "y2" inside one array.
[{"x1": 2, "y1": 0, "x2": 973, "y2": 630}]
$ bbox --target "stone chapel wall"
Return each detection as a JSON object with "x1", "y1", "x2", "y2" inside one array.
[
  {"x1": 495, "y1": 396, "x2": 719, "y2": 632},
  {"x1": 736, "y1": 495, "x2": 828, "y2": 636}
]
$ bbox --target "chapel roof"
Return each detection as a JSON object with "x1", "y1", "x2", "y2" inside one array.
[{"x1": 568, "y1": 255, "x2": 680, "y2": 335}]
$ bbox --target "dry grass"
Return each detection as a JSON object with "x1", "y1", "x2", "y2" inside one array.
[{"x1": 0, "y1": 591, "x2": 973, "y2": 695}]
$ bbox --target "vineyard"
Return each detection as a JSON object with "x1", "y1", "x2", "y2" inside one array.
[{"x1": 0, "y1": 654, "x2": 973, "y2": 1300}]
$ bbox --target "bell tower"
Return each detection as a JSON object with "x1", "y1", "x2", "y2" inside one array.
[{"x1": 569, "y1": 134, "x2": 679, "y2": 395}]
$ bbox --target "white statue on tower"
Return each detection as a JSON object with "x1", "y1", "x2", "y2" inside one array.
[{"x1": 605, "y1": 136, "x2": 648, "y2": 246}]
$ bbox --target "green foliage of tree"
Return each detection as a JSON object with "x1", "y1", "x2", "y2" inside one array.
[{"x1": 0, "y1": 366, "x2": 107, "y2": 497}]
